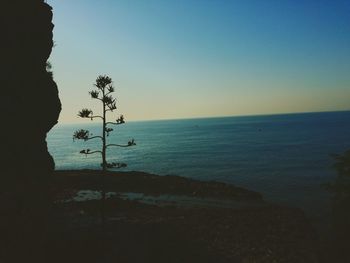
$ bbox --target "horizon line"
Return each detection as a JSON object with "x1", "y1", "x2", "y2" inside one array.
[{"x1": 55, "y1": 109, "x2": 350, "y2": 126}]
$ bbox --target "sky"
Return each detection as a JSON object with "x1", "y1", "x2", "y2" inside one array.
[{"x1": 48, "y1": 0, "x2": 350, "y2": 123}]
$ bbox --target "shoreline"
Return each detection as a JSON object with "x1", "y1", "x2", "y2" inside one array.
[
  {"x1": 53, "y1": 169, "x2": 263, "y2": 202},
  {"x1": 49, "y1": 169, "x2": 320, "y2": 262}
]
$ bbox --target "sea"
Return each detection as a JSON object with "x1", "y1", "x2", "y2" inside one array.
[{"x1": 47, "y1": 111, "x2": 350, "y2": 230}]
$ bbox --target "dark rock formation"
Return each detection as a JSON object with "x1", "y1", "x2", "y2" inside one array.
[{"x1": 0, "y1": 0, "x2": 61, "y2": 262}]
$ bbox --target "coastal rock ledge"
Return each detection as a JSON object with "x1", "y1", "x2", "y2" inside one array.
[
  {"x1": 0, "y1": 1, "x2": 61, "y2": 262},
  {"x1": 50, "y1": 170, "x2": 320, "y2": 263}
]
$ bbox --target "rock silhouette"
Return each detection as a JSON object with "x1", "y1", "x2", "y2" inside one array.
[{"x1": 0, "y1": 0, "x2": 61, "y2": 262}]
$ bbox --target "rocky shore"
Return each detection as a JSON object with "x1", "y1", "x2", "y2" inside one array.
[
  {"x1": 52, "y1": 169, "x2": 263, "y2": 201},
  {"x1": 46, "y1": 170, "x2": 321, "y2": 263}
]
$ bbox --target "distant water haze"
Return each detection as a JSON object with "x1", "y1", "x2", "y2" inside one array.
[{"x1": 48, "y1": 111, "x2": 350, "y2": 226}]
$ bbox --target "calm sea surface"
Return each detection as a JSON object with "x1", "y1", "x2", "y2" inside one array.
[{"x1": 47, "y1": 111, "x2": 350, "y2": 225}]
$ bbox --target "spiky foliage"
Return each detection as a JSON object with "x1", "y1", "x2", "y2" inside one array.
[
  {"x1": 89, "y1": 90, "x2": 99, "y2": 99},
  {"x1": 73, "y1": 129, "x2": 90, "y2": 141},
  {"x1": 73, "y1": 75, "x2": 135, "y2": 171},
  {"x1": 94, "y1": 75, "x2": 112, "y2": 90},
  {"x1": 78, "y1": 109, "x2": 93, "y2": 118},
  {"x1": 73, "y1": 75, "x2": 136, "y2": 224},
  {"x1": 116, "y1": 115, "x2": 125, "y2": 124}
]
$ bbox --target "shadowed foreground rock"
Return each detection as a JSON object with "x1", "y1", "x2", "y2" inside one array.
[
  {"x1": 49, "y1": 200, "x2": 320, "y2": 263},
  {"x1": 48, "y1": 170, "x2": 320, "y2": 263},
  {"x1": 0, "y1": 1, "x2": 60, "y2": 262}
]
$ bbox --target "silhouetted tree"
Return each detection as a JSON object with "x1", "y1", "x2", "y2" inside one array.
[
  {"x1": 73, "y1": 75, "x2": 135, "y2": 221},
  {"x1": 73, "y1": 75, "x2": 135, "y2": 170}
]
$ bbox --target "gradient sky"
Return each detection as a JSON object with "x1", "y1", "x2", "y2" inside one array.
[{"x1": 48, "y1": 0, "x2": 350, "y2": 123}]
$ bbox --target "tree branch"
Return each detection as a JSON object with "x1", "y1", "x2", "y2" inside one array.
[
  {"x1": 79, "y1": 149, "x2": 102, "y2": 155},
  {"x1": 106, "y1": 143, "x2": 135, "y2": 148},
  {"x1": 90, "y1": 115, "x2": 103, "y2": 119},
  {"x1": 106, "y1": 139, "x2": 136, "y2": 148},
  {"x1": 86, "y1": 136, "x2": 103, "y2": 141},
  {"x1": 106, "y1": 144, "x2": 130, "y2": 148},
  {"x1": 84, "y1": 151, "x2": 102, "y2": 155}
]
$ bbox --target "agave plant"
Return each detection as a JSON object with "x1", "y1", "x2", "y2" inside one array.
[
  {"x1": 73, "y1": 75, "x2": 136, "y2": 223},
  {"x1": 73, "y1": 75, "x2": 136, "y2": 171}
]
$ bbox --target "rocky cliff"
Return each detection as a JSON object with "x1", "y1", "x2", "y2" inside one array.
[{"x1": 0, "y1": 0, "x2": 61, "y2": 261}]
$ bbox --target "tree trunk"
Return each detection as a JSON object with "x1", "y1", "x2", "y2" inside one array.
[{"x1": 101, "y1": 88, "x2": 107, "y2": 224}]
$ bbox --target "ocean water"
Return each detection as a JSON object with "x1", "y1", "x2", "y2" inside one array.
[{"x1": 47, "y1": 111, "x2": 350, "y2": 223}]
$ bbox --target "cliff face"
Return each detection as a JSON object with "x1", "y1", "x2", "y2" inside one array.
[
  {"x1": 0, "y1": 0, "x2": 61, "y2": 261},
  {"x1": 1, "y1": 0, "x2": 61, "y2": 176}
]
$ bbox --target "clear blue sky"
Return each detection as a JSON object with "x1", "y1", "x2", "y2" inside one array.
[{"x1": 48, "y1": 0, "x2": 350, "y2": 123}]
